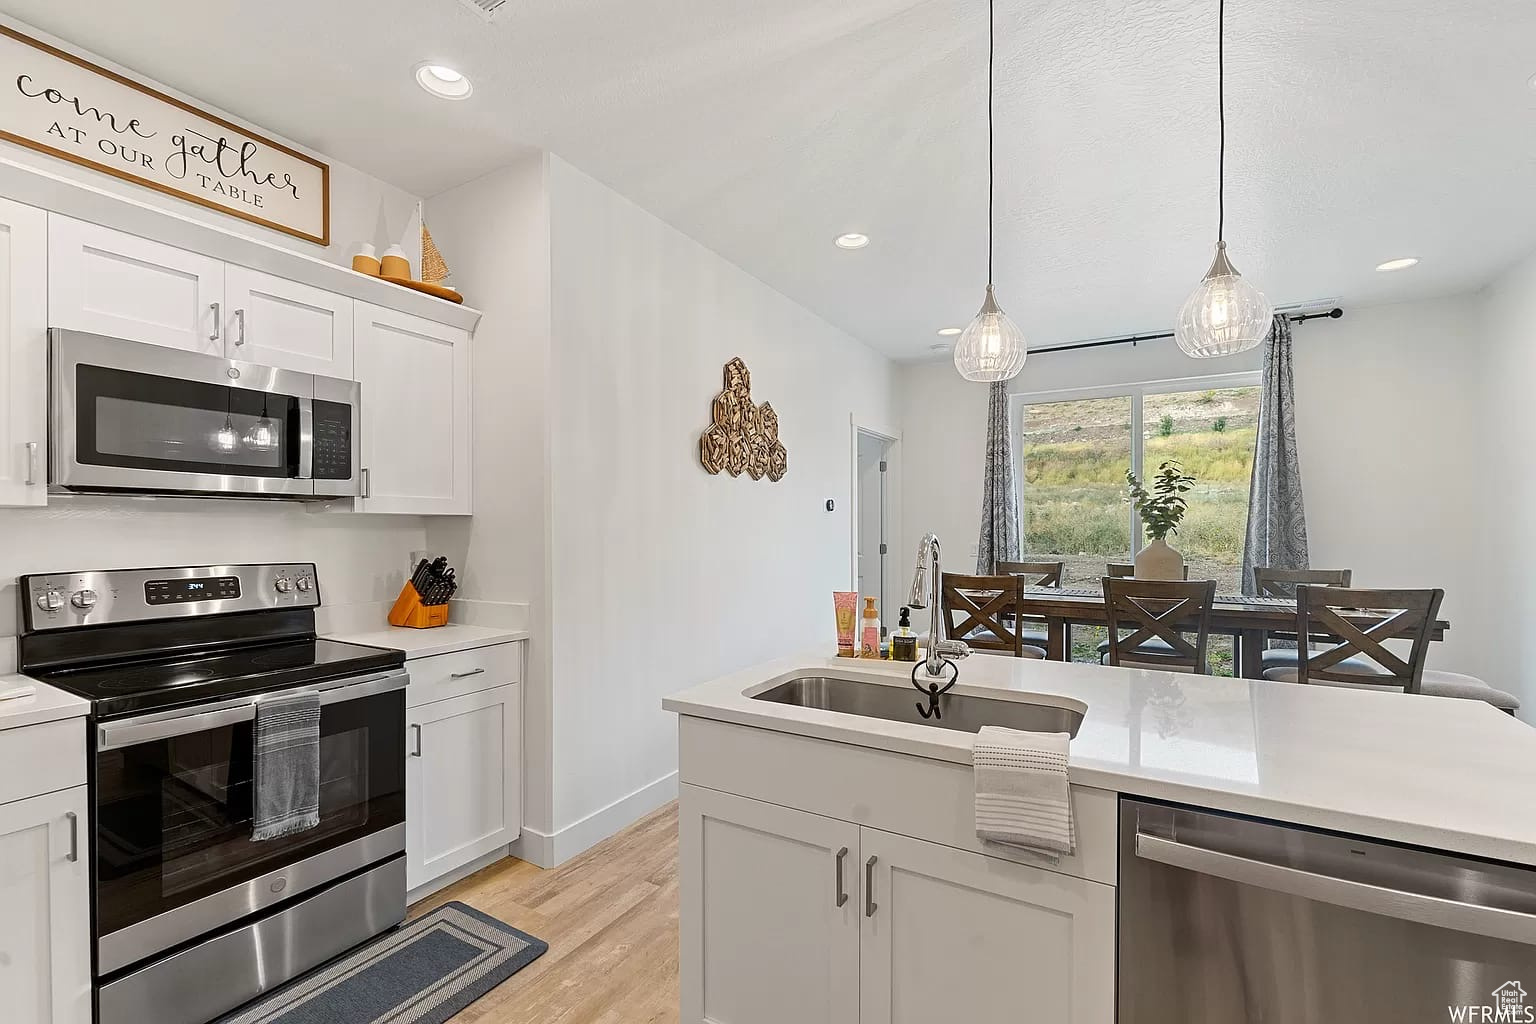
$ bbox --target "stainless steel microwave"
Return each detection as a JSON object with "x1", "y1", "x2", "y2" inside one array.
[{"x1": 49, "y1": 329, "x2": 360, "y2": 499}]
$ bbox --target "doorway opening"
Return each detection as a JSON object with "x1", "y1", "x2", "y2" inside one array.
[{"x1": 855, "y1": 430, "x2": 894, "y2": 642}]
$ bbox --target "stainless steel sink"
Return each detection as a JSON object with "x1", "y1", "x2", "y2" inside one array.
[{"x1": 752, "y1": 674, "x2": 1084, "y2": 736}]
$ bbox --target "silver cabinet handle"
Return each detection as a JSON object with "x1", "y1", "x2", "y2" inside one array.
[
  {"x1": 1135, "y1": 831, "x2": 1536, "y2": 946},
  {"x1": 65, "y1": 811, "x2": 78, "y2": 862},
  {"x1": 864, "y1": 856, "x2": 878, "y2": 918},
  {"x1": 361, "y1": 467, "x2": 370, "y2": 499},
  {"x1": 210, "y1": 301, "x2": 221, "y2": 342},
  {"x1": 835, "y1": 847, "x2": 849, "y2": 908},
  {"x1": 450, "y1": 668, "x2": 485, "y2": 679},
  {"x1": 234, "y1": 307, "x2": 246, "y2": 346},
  {"x1": 24, "y1": 440, "x2": 38, "y2": 486},
  {"x1": 410, "y1": 723, "x2": 422, "y2": 757}
]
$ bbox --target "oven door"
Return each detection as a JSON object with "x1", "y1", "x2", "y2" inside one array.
[
  {"x1": 50, "y1": 328, "x2": 323, "y2": 498},
  {"x1": 91, "y1": 670, "x2": 406, "y2": 976}
]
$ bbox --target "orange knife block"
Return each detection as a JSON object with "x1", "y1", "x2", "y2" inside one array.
[{"x1": 388, "y1": 582, "x2": 450, "y2": 628}]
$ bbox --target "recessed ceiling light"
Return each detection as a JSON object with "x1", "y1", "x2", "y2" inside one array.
[
  {"x1": 834, "y1": 233, "x2": 869, "y2": 250},
  {"x1": 936, "y1": 327, "x2": 962, "y2": 336},
  {"x1": 414, "y1": 63, "x2": 473, "y2": 100},
  {"x1": 1375, "y1": 257, "x2": 1420, "y2": 272}
]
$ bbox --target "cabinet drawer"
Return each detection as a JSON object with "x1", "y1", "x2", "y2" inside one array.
[
  {"x1": 405, "y1": 643, "x2": 521, "y2": 708},
  {"x1": 0, "y1": 718, "x2": 86, "y2": 805}
]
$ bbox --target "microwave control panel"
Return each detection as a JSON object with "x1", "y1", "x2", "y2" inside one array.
[{"x1": 312, "y1": 399, "x2": 353, "y2": 481}]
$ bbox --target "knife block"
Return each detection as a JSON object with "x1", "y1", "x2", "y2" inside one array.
[{"x1": 388, "y1": 582, "x2": 450, "y2": 628}]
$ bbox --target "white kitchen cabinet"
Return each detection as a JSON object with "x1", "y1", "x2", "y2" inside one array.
[
  {"x1": 0, "y1": 786, "x2": 91, "y2": 1024},
  {"x1": 859, "y1": 826, "x2": 1115, "y2": 1024},
  {"x1": 679, "y1": 785, "x2": 862, "y2": 1024},
  {"x1": 353, "y1": 301, "x2": 472, "y2": 514},
  {"x1": 223, "y1": 265, "x2": 353, "y2": 377},
  {"x1": 405, "y1": 683, "x2": 520, "y2": 891},
  {"x1": 49, "y1": 215, "x2": 225, "y2": 355},
  {"x1": 0, "y1": 198, "x2": 48, "y2": 507}
]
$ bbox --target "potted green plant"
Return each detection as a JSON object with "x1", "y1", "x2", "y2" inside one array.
[{"x1": 1125, "y1": 460, "x2": 1195, "y2": 580}]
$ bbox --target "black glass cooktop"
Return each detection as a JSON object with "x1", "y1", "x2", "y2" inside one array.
[{"x1": 30, "y1": 638, "x2": 404, "y2": 719}]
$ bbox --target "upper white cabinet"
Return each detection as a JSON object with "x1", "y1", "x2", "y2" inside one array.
[
  {"x1": 680, "y1": 785, "x2": 862, "y2": 1024},
  {"x1": 0, "y1": 198, "x2": 48, "y2": 507},
  {"x1": 49, "y1": 215, "x2": 225, "y2": 355},
  {"x1": 224, "y1": 265, "x2": 353, "y2": 378},
  {"x1": 353, "y1": 302, "x2": 472, "y2": 515},
  {"x1": 859, "y1": 827, "x2": 1115, "y2": 1024},
  {"x1": 0, "y1": 786, "x2": 92, "y2": 1024}
]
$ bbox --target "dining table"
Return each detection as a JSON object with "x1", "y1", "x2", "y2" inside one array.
[{"x1": 1015, "y1": 586, "x2": 1452, "y2": 679}]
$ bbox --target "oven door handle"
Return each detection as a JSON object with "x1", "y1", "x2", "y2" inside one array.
[{"x1": 97, "y1": 670, "x2": 407, "y2": 751}]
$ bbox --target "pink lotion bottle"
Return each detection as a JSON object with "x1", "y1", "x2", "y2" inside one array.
[{"x1": 859, "y1": 597, "x2": 881, "y2": 658}]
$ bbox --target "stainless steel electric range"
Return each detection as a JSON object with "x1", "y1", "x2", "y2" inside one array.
[{"x1": 18, "y1": 563, "x2": 409, "y2": 1024}]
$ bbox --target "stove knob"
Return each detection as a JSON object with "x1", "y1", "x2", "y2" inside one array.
[
  {"x1": 296, "y1": 576, "x2": 313, "y2": 593},
  {"x1": 35, "y1": 589, "x2": 64, "y2": 612},
  {"x1": 274, "y1": 577, "x2": 293, "y2": 594},
  {"x1": 71, "y1": 589, "x2": 98, "y2": 610}
]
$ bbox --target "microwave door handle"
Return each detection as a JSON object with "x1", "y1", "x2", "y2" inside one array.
[
  {"x1": 1133, "y1": 831, "x2": 1536, "y2": 946},
  {"x1": 297, "y1": 397, "x2": 314, "y2": 481}
]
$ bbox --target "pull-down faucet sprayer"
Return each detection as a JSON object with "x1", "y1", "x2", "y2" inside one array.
[{"x1": 907, "y1": 533, "x2": 969, "y2": 717}]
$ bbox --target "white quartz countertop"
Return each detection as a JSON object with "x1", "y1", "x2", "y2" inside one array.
[
  {"x1": 325, "y1": 624, "x2": 528, "y2": 660},
  {"x1": 664, "y1": 651, "x2": 1536, "y2": 867},
  {"x1": 0, "y1": 675, "x2": 90, "y2": 730}
]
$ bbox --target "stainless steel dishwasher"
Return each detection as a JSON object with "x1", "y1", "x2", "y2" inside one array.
[{"x1": 1119, "y1": 799, "x2": 1536, "y2": 1022}]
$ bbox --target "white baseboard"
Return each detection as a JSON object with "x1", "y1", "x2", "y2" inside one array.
[{"x1": 510, "y1": 772, "x2": 678, "y2": 868}]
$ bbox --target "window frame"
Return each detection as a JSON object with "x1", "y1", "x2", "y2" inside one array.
[{"x1": 1011, "y1": 370, "x2": 1261, "y2": 560}]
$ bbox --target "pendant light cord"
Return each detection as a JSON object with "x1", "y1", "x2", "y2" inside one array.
[
  {"x1": 1217, "y1": 0, "x2": 1225, "y2": 243},
  {"x1": 986, "y1": 0, "x2": 995, "y2": 285}
]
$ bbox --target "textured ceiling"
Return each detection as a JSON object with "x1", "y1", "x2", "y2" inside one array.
[{"x1": 5, "y1": 0, "x2": 1535, "y2": 358}]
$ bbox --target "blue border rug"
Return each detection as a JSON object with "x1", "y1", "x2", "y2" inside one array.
[{"x1": 217, "y1": 901, "x2": 548, "y2": 1024}]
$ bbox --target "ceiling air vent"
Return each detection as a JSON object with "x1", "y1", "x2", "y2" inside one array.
[{"x1": 457, "y1": 0, "x2": 508, "y2": 22}]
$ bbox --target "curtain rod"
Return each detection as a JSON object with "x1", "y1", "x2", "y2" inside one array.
[{"x1": 1031, "y1": 307, "x2": 1344, "y2": 356}]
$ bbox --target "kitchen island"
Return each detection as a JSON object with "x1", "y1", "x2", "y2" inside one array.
[{"x1": 664, "y1": 652, "x2": 1536, "y2": 1023}]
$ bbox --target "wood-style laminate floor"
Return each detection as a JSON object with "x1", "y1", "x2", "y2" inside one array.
[{"x1": 408, "y1": 802, "x2": 680, "y2": 1024}]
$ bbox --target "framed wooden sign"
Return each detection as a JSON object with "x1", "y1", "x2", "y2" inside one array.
[{"x1": 0, "y1": 26, "x2": 329, "y2": 245}]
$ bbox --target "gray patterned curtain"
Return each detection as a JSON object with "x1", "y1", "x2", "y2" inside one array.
[
  {"x1": 976, "y1": 380, "x2": 1021, "y2": 573},
  {"x1": 1241, "y1": 314, "x2": 1309, "y2": 594}
]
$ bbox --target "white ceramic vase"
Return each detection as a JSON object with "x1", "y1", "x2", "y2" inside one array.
[{"x1": 1133, "y1": 537, "x2": 1185, "y2": 580}]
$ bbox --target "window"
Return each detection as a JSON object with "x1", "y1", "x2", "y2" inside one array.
[{"x1": 1017, "y1": 376, "x2": 1259, "y2": 675}]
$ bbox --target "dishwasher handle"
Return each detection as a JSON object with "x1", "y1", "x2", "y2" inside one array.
[{"x1": 1135, "y1": 830, "x2": 1536, "y2": 947}]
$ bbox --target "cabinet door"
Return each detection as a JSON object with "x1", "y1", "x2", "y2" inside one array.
[
  {"x1": 0, "y1": 787, "x2": 91, "y2": 1024},
  {"x1": 48, "y1": 215, "x2": 224, "y2": 355},
  {"x1": 679, "y1": 785, "x2": 861, "y2": 1024},
  {"x1": 353, "y1": 302, "x2": 471, "y2": 514},
  {"x1": 860, "y1": 827, "x2": 1115, "y2": 1024},
  {"x1": 0, "y1": 199, "x2": 48, "y2": 507},
  {"x1": 224, "y1": 265, "x2": 354, "y2": 376},
  {"x1": 405, "y1": 684, "x2": 520, "y2": 891}
]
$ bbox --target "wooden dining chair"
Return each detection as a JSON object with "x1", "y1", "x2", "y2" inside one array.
[
  {"x1": 1261, "y1": 586, "x2": 1440, "y2": 690},
  {"x1": 996, "y1": 559, "x2": 1064, "y2": 649},
  {"x1": 940, "y1": 573, "x2": 1047, "y2": 659},
  {"x1": 1102, "y1": 577, "x2": 1218, "y2": 673},
  {"x1": 1107, "y1": 562, "x2": 1189, "y2": 580},
  {"x1": 1253, "y1": 567, "x2": 1352, "y2": 597},
  {"x1": 1263, "y1": 586, "x2": 1519, "y2": 713}
]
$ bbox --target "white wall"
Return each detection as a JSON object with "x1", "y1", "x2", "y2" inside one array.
[
  {"x1": 424, "y1": 156, "x2": 555, "y2": 837},
  {"x1": 0, "y1": 498, "x2": 425, "y2": 636},
  {"x1": 897, "y1": 296, "x2": 1497, "y2": 681},
  {"x1": 1479, "y1": 249, "x2": 1536, "y2": 712},
  {"x1": 545, "y1": 155, "x2": 895, "y2": 843},
  {"x1": 0, "y1": 14, "x2": 422, "y2": 271}
]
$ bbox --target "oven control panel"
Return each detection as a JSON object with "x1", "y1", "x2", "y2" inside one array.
[{"x1": 21, "y1": 563, "x2": 321, "y2": 632}]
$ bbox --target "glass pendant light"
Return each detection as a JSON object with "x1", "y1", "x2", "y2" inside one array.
[
  {"x1": 953, "y1": 0, "x2": 1027, "y2": 383},
  {"x1": 211, "y1": 414, "x2": 239, "y2": 454},
  {"x1": 244, "y1": 397, "x2": 279, "y2": 453},
  {"x1": 1175, "y1": 0, "x2": 1272, "y2": 359}
]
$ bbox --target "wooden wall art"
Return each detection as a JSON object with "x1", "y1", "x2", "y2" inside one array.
[{"x1": 699, "y1": 357, "x2": 788, "y2": 482}]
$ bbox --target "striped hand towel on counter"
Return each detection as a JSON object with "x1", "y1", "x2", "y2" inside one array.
[
  {"x1": 973, "y1": 726, "x2": 1075, "y2": 859},
  {"x1": 252, "y1": 690, "x2": 322, "y2": 841}
]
